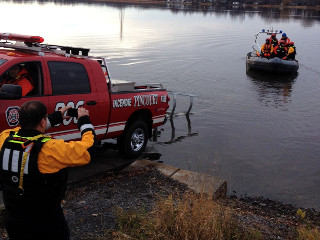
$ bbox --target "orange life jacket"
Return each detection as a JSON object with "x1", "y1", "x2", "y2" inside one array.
[
  {"x1": 262, "y1": 43, "x2": 273, "y2": 53},
  {"x1": 1, "y1": 68, "x2": 34, "y2": 96},
  {"x1": 281, "y1": 37, "x2": 291, "y2": 45}
]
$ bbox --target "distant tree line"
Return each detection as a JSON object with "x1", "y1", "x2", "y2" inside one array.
[{"x1": 214, "y1": 0, "x2": 320, "y2": 6}]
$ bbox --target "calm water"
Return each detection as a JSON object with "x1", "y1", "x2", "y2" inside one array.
[{"x1": 1, "y1": 1, "x2": 320, "y2": 209}]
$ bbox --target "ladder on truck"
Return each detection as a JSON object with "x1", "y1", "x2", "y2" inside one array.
[
  {"x1": 167, "y1": 91, "x2": 199, "y2": 119},
  {"x1": 152, "y1": 91, "x2": 199, "y2": 142}
]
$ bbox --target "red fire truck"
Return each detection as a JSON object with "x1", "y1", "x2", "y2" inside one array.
[{"x1": 0, "y1": 33, "x2": 169, "y2": 158}]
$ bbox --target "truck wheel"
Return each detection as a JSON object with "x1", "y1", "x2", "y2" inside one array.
[{"x1": 120, "y1": 120, "x2": 148, "y2": 158}]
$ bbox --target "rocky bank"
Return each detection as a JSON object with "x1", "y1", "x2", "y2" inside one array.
[{"x1": 0, "y1": 164, "x2": 319, "y2": 239}]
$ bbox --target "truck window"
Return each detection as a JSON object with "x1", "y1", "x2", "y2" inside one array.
[
  {"x1": 0, "y1": 59, "x2": 7, "y2": 66},
  {"x1": 0, "y1": 61, "x2": 42, "y2": 97},
  {"x1": 48, "y1": 61, "x2": 91, "y2": 95}
]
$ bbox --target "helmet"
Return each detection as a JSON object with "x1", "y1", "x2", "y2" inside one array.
[
  {"x1": 279, "y1": 40, "x2": 286, "y2": 45},
  {"x1": 282, "y1": 33, "x2": 287, "y2": 37},
  {"x1": 290, "y1": 41, "x2": 294, "y2": 45},
  {"x1": 266, "y1": 38, "x2": 270, "y2": 43},
  {"x1": 271, "y1": 33, "x2": 276, "y2": 38}
]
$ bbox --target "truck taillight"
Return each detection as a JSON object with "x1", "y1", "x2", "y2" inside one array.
[{"x1": 0, "y1": 33, "x2": 44, "y2": 43}]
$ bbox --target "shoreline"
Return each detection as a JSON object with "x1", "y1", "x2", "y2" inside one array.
[
  {"x1": 88, "y1": 0, "x2": 320, "y2": 10},
  {"x1": 43, "y1": 164, "x2": 320, "y2": 239},
  {"x1": 0, "y1": 159, "x2": 319, "y2": 239},
  {"x1": 68, "y1": 160, "x2": 320, "y2": 239}
]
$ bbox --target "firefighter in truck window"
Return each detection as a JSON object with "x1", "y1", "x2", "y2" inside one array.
[{"x1": 0, "y1": 64, "x2": 34, "y2": 96}]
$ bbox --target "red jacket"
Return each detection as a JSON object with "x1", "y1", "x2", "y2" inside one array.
[{"x1": 281, "y1": 37, "x2": 291, "y2": 45}]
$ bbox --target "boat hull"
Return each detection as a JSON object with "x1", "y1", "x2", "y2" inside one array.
[{"x1": 246, "y1": 52, "x2": 299, "y2": 73}]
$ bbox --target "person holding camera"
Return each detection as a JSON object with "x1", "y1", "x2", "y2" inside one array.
[{"x1": 0, "y1": 100, "x2": 95, "y2": 240}]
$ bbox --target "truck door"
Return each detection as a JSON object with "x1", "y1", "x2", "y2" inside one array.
[{"x1": 45, "y1": 60, "x2": 101, "y2": 141}]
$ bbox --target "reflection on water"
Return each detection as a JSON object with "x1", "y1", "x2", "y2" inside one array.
[
  {"x1": 147, "y1": 113, "x2": 198, "y2": 161},
  {"x1": 162, "y1": 114, "x2": 198, "y2": 144},
  {"x1": 168, "y1": 5, "x2": 320, "y2": 27},
  {"x1": 247, "y1": 69, "x2": 298, "y2": 109},
  {"x1": 4, "y1": 0, "x2": 320, "y2": 26}
]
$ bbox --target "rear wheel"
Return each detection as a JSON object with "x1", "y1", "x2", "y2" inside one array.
[{"x1": 119, "y1": 120, "x2": 148, "y2": 158}]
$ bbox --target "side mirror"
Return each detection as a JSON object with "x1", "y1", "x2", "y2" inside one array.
[{"x1": 0, "y1": 84, "x2": 22, "y2": 99}]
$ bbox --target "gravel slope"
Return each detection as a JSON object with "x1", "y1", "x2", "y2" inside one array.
[
  {"x1": 65, "y1": 169, "x2": 189, "y2": 239},
  {"x1": 64, "y1": 168, "x2": 320, "y2": 240}
]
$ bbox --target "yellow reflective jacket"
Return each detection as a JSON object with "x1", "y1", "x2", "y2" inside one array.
[
  {"x1": 288, "y1": 46, "x2": 295, "y2": 55},
  {"x1": 0, "y1": 127, "x2": 94, "y2": 174}
]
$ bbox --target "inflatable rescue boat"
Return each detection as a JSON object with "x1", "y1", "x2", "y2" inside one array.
[{"x1": 246, "y1": 29, "x2": 299, "y2": 73}]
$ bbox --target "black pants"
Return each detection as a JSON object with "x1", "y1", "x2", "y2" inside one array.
[{"x1": 4, "y1": 203, "x2": 70, "y2": 240}]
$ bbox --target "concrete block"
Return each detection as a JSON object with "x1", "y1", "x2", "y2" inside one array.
[
  {"x1": 122, "y1": 160, "x2": 227, "y2": 199},
  {"x1": 171, "y1": 169, "x2": 227, "y2": 199},
  {"x1": 121, "y1": 159, "x2": 157, "y2": 172},
  {"x1": 153, "y1": 163, "x2": 180, "y2": 177},
  {"x1": 123, "y1": 160, "x2": 180, "y2": 177}
]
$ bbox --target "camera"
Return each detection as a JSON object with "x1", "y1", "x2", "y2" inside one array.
[{"x1": 66, "y1": 108, "x2": 78, "y2": 118}]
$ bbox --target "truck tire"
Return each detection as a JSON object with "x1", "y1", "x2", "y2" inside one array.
[{"x1": 120, "y1": 120, "x2": 148, "y2": 158}]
